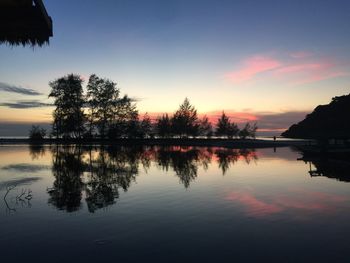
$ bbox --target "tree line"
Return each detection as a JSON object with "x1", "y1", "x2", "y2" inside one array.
[{"x1": 30, "y1": 73, "x2": 257, "y2": 140}]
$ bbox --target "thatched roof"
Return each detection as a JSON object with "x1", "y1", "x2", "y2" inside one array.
[{"x1": 0, "y1": 0, "x2": 53, "y2": 46}]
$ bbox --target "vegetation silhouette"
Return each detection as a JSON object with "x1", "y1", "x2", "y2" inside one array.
[
  {"x1": 29, "y1": 125, "x2": 46, "y2": 141},
  {"x1": 49, "y1": 74, "x2": 86, "y2": 139},
  {"x1": 282, "y1": 93, "x2": 350, "y2": 140},
  {"x1": 216, "y1": 112, "x2": 239, "y2": 138},
  {"x1": 42, "y1": 73, "x2": 258, "y2": 141}
]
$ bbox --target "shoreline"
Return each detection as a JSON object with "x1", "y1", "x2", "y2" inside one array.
[{"x1": 0, "y1": 138, "x2": 312, "y2": 148}]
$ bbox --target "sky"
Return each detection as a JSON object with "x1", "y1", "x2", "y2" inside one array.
[{"x1": 0, "y1": 0, "x2": 350, "y2": 136}]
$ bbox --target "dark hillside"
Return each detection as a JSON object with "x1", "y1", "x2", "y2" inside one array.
[{"x1": 282, "y1": 94, "x2": 350, "y2": 139}]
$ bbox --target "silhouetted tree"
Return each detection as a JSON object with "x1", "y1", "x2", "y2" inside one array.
[
  {"x1": 249, "y1": 123, "x2": 258, "y2": 139},
  {"x1": 216, "y1": 112, "x2": 238, "y2": 138},
  {"x1": 86, "y1": 74, "x2": 138, "y2": 139},
  {"x1": 171, "y1": 98, "x2": 199, "y2": 138},
  {"x1": 227, "y1": 122, "x2": 239, "y2": 139},
  {"x1": 156, "y1": 114, "x2": 172, "y2": 138},
  {"x1": 86, "y1": 74, "x2": 103, "y2": 138},
  {"x1": 139, "y1": 113, "x2": 153, "y2": 138},
  {"x1": 29, "y1": 125, "x2": 46, "y2": 140},
  {"x1": 198, "y1": 115, "x2": 213, "y2": 137},
  {"x1": 125, "y1": 115, "x2": 142, "y2": 139},
  {"x1": 216, "y1": 112, "x2": 230, "y2": 137},
  {"x1": 239, "y1": 123, "x2": 258, "y2": 139},
  {"x1": 86, "y1": 75, "x2": 119, "y2": 139},
  {"x1": 49, "y1": 74, "x2": 85, "y2": 139},
  {"x1": 108, "y1": 95, "x2": 139, "y2": 139}
]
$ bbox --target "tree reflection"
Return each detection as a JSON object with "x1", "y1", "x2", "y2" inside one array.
[
  {"x1": 155, "y1": 146, "x2": 215, "y2": 188},
  {"x1": 48, "y1": 146, "x2": 85, "y2": 212},
  {"x1": 216, "y1": 148, "x2": 257, "y2": 175},
  {"x1": 85, "y1": 146, "x2": 141, "y2": 212},
  {"x1": 47, "y1": 145, "x2": 258, "y2": 212},
  {"x1": 29, "y1": 143, "x2": 46, "y2": 160}
]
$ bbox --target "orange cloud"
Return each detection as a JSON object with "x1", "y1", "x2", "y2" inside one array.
[{"x1": 226, "y1": 56, "x2": 281, "y2": 83}]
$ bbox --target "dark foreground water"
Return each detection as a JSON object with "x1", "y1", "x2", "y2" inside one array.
[{"x1": 0, "y1": 145, "x2": 349, "y2": 262}]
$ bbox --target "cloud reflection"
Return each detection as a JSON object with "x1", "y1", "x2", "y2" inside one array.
[{"x1": 225, "y1": 189, "x2": 348, "y2": 219}]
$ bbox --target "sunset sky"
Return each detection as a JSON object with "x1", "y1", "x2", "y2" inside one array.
[{"x1": 0, "y1": 0, "x2": 349, "y2": 136}]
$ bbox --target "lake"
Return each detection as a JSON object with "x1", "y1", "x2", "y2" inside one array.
[{"x1": 0, "y1": 145, "x2": 349, "y2": 262}]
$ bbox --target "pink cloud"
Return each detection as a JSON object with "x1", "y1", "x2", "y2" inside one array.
[
  {"x1": 290, "y1": 51, "x2": 313, "y2": 59},
  {"x1": 226, "y1": 52, "x2": 348, "y2": 85},
  {"x1": 226, "y1": 56, "x2": 281, "y2": 83},
  {"x1": 274, "y1": 63, "x2": 323, "y2": 74},
  {"x1": 274, "y1": 61, "x2": 348, "y2": 85},
  {"x1": 201, "y1": 111, "x2": 258, "y2": 124}
]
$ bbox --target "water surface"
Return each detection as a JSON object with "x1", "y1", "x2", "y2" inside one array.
[{"x1": 0, "y1": 145, "x2": 349, "y2": 262}]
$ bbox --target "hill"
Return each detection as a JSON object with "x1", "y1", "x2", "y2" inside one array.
[{"x1": 282, "y1": 93, "x2": 350, "y2": 139}]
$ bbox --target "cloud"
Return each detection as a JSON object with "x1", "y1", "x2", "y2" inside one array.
[
  {"x1": 0, "y1": 122, "x2": 51, "y2": 137},
  {"x1": 254, "y1": 111, "x2": 309, "y2": 131},
  {"x1": 289, "y1": 51, "x2": 313, "y2": 59},
  {"x1": 0, "y1": 100, "x2": 52, "y2": 109},
  {"x1": 0, "y1": 82, "x2": 42, "y2": 96},
  {"x1": 273, "y1": 61, "x2": 348, "y2": 85},
  {"x1": 225, "y1": 56, "x2": 281, "y2": 83},
  {"x1": 201, "y1": 111, "x2": 258, "y2": 124},
  {"x1": 225, "y1": 52, "x2": 348, "y2": 85}
]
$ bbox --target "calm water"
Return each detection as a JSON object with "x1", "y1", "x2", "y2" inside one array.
[{"x1": 0, "y1": 145, "x2": 349, "y2": 262}]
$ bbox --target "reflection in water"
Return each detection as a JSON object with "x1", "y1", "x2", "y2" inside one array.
[
  {"x1": 225, "y1": 188, "x2": 348, "y2": 219},
  {"x1": 44, "y1": 145, "x2": 257, "y2": 212},
  {"x1": 303, "y1": 157, "x2": 350, "y2": 183},
  {"x1": 85, "y1": 146, "x2": 140, "y2": 212},
  {"x1": 216, "y1": 148, "x2": 258, "y2": 175},
  {"x1": 29, "y1": 144, "x2": 46, "y2": 160},
  {"x1": 48, "y1": 146, "x2": 85, "y2": 212},
  {"x1": 2, "y1": 145, "x2": 350, "y2": 262}
]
